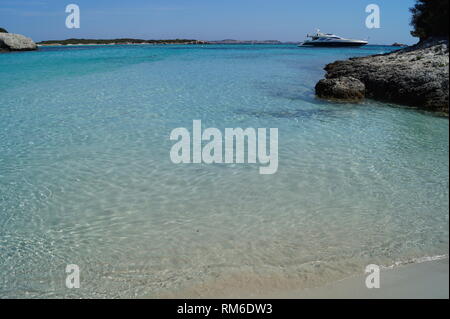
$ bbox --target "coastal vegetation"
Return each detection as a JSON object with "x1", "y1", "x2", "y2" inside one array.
[
  {"x1": 410, "y1": 0, "x2": 449, "y2": 40},
  {"x1": 0, "y1": 27, "x2": 8, "y2": 33}
]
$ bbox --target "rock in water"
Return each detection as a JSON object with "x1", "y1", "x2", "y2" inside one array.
[
  {"x1": 315, "y1": 76, "x2": 365, "y2": 102},
  {"x1": 392, "y1": 42, "x2": 407, "y2": 47},
  {"x1": 315, "y1": 38, "x2": 449, "y2": 116},
  {"x1": 0, "y1": 33, "x2": 37, "y2": 52}
]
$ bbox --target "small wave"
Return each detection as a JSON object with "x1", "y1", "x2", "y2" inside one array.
[{"x1": 382, "y1": 254, "x2": 449, "y2": 270}]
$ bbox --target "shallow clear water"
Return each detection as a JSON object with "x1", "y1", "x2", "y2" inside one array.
[{"x1": 0, "y1": 44, "x2": 448, "y2": 298}]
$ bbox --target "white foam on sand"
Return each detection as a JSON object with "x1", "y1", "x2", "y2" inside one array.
[{"x1": 383, "y1": 254, "x2": 448, "y2": 269}]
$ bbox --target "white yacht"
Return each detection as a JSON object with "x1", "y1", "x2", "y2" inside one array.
[{"x1": 300, "y1": 30, "x2": 368, "y2": 47}]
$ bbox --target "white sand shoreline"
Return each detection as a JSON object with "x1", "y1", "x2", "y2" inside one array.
[
  {"x1": 155, "y1": 257, "x2": 449, "y2": 299},
  {"x1": 263, "y1": 258, "x2": 449, "y2": 299}
]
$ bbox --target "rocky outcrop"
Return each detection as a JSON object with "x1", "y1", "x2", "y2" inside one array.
[
  {"x1": 0, "y1": 33, "x2": 37, "y2": 52},
  {"x1": 392, "y1": 42, "x2": 407, "y2": 47},
  {"x1": 315, "y1": 38, "x2": 449, "y2": 115},
  {"x1": 315, "y1": 76, "x2": 365, "y2": 102}
]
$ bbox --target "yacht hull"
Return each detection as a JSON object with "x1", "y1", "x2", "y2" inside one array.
[{"x1": 301, "y1": 41, "x2": 367, "y2": 47}]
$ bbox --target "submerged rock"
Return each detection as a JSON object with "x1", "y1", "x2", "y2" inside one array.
[
  {"x1": 315, "y1": 76, "x2": 365, "y2": 102},
  {"x1": 0, "y1": 33, "x2": 37, "y2": 52},
  {"x1": 315, "y1": 38, "x2": 449, "y2": 115}
]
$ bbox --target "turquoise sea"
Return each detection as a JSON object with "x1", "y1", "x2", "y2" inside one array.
[{"x1": 0, "y1": 44, "x2": 448, "y2": 298}]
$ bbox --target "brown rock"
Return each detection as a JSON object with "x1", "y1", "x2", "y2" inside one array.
[{"x1": 315, "y1": 76, "x2": 365, "y2": 102}]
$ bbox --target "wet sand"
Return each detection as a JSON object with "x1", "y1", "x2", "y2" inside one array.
[{"x1": 265, "y1": 258, "x2": 449, "y2": 299}]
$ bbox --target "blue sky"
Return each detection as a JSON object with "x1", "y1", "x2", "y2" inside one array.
[{"x1": 1, "y1": 0, "x2": 417, "y2": 44}]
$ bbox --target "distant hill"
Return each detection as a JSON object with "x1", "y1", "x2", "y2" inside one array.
[
  {"x1": 37, "y1": 38, "x2": 288, "y2": 46},
  {"x1": 208, "y1": 39, "x2": 283, "y2": 44},
  {"x1": 0, "y1": 27, "x2": 8, "y2": 33},
  {"x1": 38, "y1": 38, "x2": 207, "y2": 45}
]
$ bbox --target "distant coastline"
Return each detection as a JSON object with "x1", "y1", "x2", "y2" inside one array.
[
  {"x1": 37, "y1": 38, "x2": 287, "y2": 46},
  {"x1": 37, "y1": 38, "x2": 402, "y2": 47},
  {"x1": 37, "y1": 38, "x2": 208, "y2": 46}
]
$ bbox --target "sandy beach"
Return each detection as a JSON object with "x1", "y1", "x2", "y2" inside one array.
[
  {"x1": 155, "y1": 258, "x2": 449, "y2": 299},
  {"x1": 264, "y1": 258, "x2": 449, "y2": 299}
]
